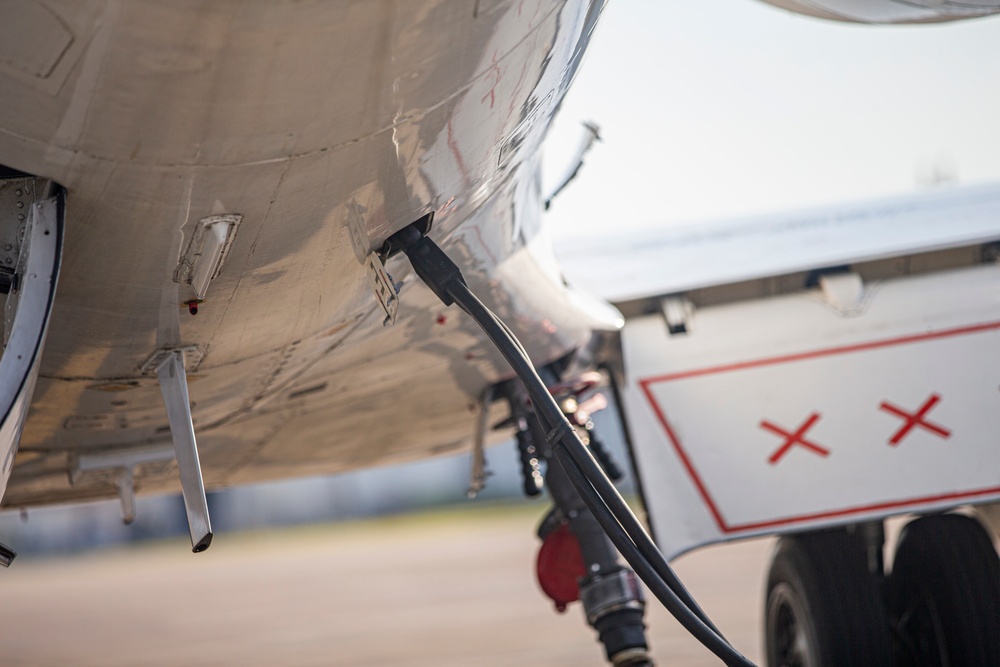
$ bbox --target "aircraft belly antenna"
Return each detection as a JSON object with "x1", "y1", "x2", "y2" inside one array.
[
  {"x1": 71, "y1": 444, "x2": 178, "y2": 526},
  {"x1": 156, "y1": 349, "x2": 213, "y2": 553},
  {"x1": 466, "y1": 385, "x2": 494, "y2": 499}
]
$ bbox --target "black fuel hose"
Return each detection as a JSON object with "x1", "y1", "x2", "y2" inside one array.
[{"x1": 394, "y1": 226, "x2": 756, "y2": 667}]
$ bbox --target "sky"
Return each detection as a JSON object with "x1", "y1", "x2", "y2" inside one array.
[{"x1": 543, "y1": 0, "x2": 1000, "y2": 240}]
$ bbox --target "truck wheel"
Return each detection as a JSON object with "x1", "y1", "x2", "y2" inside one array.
[
  {"x1": 764, "y1": 528, "x2": 891, "y2": 667},
  {"x1": 888, "y1": 514, "x2": 1000, "y2": 667}
]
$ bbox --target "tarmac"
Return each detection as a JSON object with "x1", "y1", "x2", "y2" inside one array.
[{"x1": 0, "y1": 503, "x2": 772, "y2": 666}]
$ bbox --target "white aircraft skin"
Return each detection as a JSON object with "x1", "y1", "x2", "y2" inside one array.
[
  {"x1": 759, "y1": 0, "x2": 1000, "y2": 23},
  {"x1": 0, "y1": 0, "x2": 620, "y2": 509}
]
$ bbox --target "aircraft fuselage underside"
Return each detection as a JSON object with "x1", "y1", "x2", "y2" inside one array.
[{"x1": 0, "y1": 1, "x2": 620, "y2": 509}]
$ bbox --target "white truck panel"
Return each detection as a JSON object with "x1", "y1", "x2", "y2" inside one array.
[
  {"x1": 622, "y1": 263, "x2": 1000, "y2": 558},
  {"x1": 559, "y1": 182, "x2": 1000, "y2": 303}
]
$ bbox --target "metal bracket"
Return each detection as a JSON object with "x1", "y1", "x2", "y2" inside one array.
[
  {"x1": 139, "y1": 344, "x2": 204, "y2": 376},
  {"x1": 72, "y1": 444, "x2": 177, "y2": 524},
  {"x1": 467, "y1": 385, "x2": 494, "y2": 499},
  {"x1": 156, "y1": 349, "x2": 213, "y2": 552},
  {"x1": 114, "y1": 468, "x2": 137, "y2": 525},
  {"x1": 660, "y1": 295, "x2": 691, "y2": 335},
  {"x1": 819, "y1": 271, "x2": 866, "y2": 314},
  {"x1": 366, "y1": 251, "x2": 400, "y2": 326}
]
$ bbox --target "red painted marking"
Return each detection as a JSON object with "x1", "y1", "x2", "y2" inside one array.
[
  {"x1": 471, "y1": 225, "x2": 499, "y2": 267},
  {"x1": 727, "y1": 485, "x2": 1000, "y2": 533},
  {"x1": 640, "y1": 321, "x2": 1000, "y2": 385},
  {"x1": 446, "y1": 117, "x2": 471, "y2": 188},
  {"x1": 635, "y1": 320, "x2": 1000, "y2": 534},
  {"x1": 879, "y1": 393, "x2": 951, "y2": 445},
  {"x1": 638, "y1": 380, "x2": 728, "y2": 531},
  {"x1": 760, "y1": 413, "x2": 829, "y2": 464},
  {"x1": 522, "y1": 1, "x2": 543, "y2": 29},
  {"x1": 481, "y1": 50, "x2": 502, "y2": 109}
]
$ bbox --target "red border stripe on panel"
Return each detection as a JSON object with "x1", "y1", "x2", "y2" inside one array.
[{"x1": 636, "y1": 320, "x2": 1000, "y2": 533}]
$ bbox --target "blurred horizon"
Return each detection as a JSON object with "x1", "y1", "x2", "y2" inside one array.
[{"x1": 0, "y1": 394, "x2": 637, "y2": 558}]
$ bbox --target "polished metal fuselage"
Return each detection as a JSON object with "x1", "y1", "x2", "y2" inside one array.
[{"x1": 0, "y1": 0, "x2": 619, "y2": 506}]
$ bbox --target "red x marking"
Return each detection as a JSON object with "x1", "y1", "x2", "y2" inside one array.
[
  {"x1": 760, "y1": 412, "x2": 830, "y2": 465},
  {"x1": 879, "y1": 393, "x2": 951, "y2": 446}
]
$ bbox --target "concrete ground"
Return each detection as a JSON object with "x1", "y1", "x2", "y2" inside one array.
[{"x1": 0, "y1": 504, "x2": 772, "y2": 666}]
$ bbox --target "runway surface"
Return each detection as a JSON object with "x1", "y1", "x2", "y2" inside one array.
[{"x1": 0, "y1": 504, "x2": 771, "y2": 666}]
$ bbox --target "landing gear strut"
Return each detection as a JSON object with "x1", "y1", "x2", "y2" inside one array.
[{"x1": 505, "y1": 376, "x2": 653, "y2": 667}]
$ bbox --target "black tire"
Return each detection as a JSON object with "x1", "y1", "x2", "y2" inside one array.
[
  {"x1": 764, "y1": 528, "x2": 892, "y2": 667},
  {"x1": 888, "y1": 514, "x2": 1000, "y2": 667}
]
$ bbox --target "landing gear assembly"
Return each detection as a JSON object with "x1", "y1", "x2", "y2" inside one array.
[
  {"x1": 394, "y1": 219, "x2": 760, "y2": 666},
  {"x1": 764, "y1": 526, "x2": 891, "y2": 667},
  {"x1": 763, "y1": 514, "x2": 1000, "y2": 667},
  {"x1": 889, "y1": 514, "x2": 1000, "y2": 667},
  {"x1": 505, "y1": 376, "x2": 654, "y2": 667}
]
